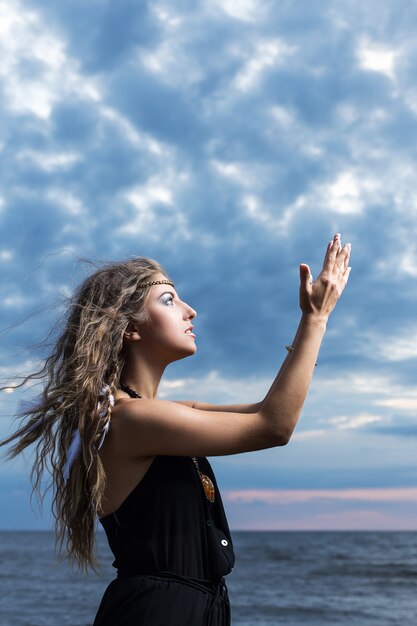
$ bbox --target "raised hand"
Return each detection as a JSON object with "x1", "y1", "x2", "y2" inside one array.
[{"x1": 299, "y1": 233, "x2": 351, "y2": 321}]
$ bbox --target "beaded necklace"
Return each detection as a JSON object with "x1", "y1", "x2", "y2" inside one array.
[{"x1": 120, "y1": 383, "x2": 216, "y2": 503}]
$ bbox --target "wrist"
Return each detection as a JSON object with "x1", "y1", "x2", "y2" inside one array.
[{"x1": 300, "y1": 312, "x2": 328, "y2": 330}]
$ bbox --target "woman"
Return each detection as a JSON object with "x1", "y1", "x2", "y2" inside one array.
[{"x1": 1, "y1": 233, "x2": 351, "y2": 625}]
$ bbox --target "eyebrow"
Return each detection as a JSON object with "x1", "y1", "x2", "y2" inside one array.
[{"x1": 158, "y1": 290, "x2": 177, "y2": 298}]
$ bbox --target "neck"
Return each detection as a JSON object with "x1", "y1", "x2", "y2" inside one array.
[{"x1": 120, "y1": 353, "x2": 166, "y2": 400}]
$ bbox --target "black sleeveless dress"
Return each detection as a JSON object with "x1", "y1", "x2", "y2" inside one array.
[{"x1": 93, "y1": 456, "x2": 235, "y2": 626}]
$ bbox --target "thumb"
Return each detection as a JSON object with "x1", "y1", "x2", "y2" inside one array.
[{"x1": 299, "y1": 263, "x2": 312, "y2": 288}]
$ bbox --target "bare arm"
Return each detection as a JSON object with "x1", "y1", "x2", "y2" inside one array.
[
  {"x1": 112, "y1": 234, "x2": 351, "y2": 458},
  {"x1": 175, "y1": 329, "x2": 299, "y2": 414},
  {"x1": 177, "y1": 235, "x2": 350, "y2": 414},
  {"x1": 175, "y1": 400, "x2": 262, "y2": 413}
]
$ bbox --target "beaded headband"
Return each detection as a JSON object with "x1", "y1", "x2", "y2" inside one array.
[{"x1": 137, "y1": 280, "x2": 174, "y2": 289}]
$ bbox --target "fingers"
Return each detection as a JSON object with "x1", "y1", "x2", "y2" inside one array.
[
  {"x1": 322, "y1": 233, "x2": 341, "y2": 272},
  {"x1": 299, "y1": 263, "x2": 313, "y2": 289},
  {"x1": 336, "y1": 242, "x2": 352, "y2": 297},
  {"x1": 299, "y1": 264, "x2": 313, "y2": 312},
  {"x1": 341, "y1": 265, "x2": 352, "y2": 289},
  {"x1": 322, "y1": 238, "x2": 334, "y2": 270},
  {"x1": 335, "y1": 242, "x2": 351, "y2": 275},
  {"x1": 323, "y1": 234, "x2": 351, "y2": 275}
]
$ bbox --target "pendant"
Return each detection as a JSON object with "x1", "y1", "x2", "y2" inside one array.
[
  {"x1": 200, "y1": 473, "x2": 216, "y2": 503},
  {"x1": 191, "y1": 457, "x2": 216, "y2": 503}
]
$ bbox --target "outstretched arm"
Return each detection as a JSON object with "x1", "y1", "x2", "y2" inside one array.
[
  {"x1": 112, "y1": 234, "x2": 351, "y2": 457},
  {"x1": 178, "y1": 233, "x2": 350, "y2": 416}
]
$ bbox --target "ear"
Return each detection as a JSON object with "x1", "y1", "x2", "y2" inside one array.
[{"x1": 123, "y1": 323, "x2": 142, "y2": 342}]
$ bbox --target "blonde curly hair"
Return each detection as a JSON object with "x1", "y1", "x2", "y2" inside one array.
[{"x1": 0, "y1": 256, "x2": 170, "y2": 570}]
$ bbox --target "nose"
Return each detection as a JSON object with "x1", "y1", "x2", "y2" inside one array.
[{"x1": 184, "y1": 302, "x2": 197, "y2": 320}]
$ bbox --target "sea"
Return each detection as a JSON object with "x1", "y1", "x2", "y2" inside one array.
[{"x1": 1, "y1": 531, "x2": 417, "y2": 626}]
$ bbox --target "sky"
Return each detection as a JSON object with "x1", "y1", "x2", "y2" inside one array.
[{"x1": 1, "y1": 0, "x2": 417, "y2": 531}]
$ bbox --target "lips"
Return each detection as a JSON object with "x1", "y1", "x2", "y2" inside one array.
[{"x1": 185, "y1": 326, "x2": 195, "y2": 337}]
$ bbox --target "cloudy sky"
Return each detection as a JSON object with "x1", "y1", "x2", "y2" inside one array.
[{"x1": 1, "y1": 0, "x2": 417, "y2": 530}]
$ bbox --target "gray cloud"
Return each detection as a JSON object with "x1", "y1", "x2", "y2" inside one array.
[{"x1": 2, "y1": 0, "x2": 417, "y2": 527}]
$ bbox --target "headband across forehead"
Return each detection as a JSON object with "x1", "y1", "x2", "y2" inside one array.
[{"x1": 137, "y1": 280, "x2": 174, "y2": 289}]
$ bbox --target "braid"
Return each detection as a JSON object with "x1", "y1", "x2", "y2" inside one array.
[{"x1": 96, "y1": 385, "x2": 115, "y2": 450}]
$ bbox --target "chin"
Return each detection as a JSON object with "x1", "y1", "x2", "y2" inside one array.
[
  {"x1": 178, "y1": 344, "x2": 197, "y2": 359},
  {"x1": 171, "y1": 344, "x2": 197, "y2": 363},
  {"x1": 183, "y1": 344, "x2": 198, "y2": 358}
]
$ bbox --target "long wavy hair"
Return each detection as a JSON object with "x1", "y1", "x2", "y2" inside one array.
[{"x1": 0, "y1": 257, "x2": 170, "y2": 570}]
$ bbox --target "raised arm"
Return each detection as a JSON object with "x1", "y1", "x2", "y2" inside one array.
[
  {"x1": 178, "y1": 234, "x2": 351, "y2": 415},
  {"x1": 177, "y1": 318, "x2": 305, "y2": 414},
  {"x1": 259, "y1": 233, "x2": 350, "y2": 412},
  {"x1": 111, "y1": 234, "x2": 351, "y2": 458}
]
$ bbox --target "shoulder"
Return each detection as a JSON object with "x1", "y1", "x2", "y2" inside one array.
[{"x1": 113, "y1": 397, "x2": 190, "y2": 421}]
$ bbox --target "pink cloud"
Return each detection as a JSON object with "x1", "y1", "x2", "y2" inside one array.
[
  {"x1": 224, "y1": 487, "x2": 417, "y2": 504},
  {"x1": 223, "y1": 487, "x2": 417, "y2": 530},
  {"x1": 228, "y1": 508, "x2": 417, "y2": 531}
]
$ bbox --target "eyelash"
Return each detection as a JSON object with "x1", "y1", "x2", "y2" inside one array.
[{"x1": 163, "y1": 295, "x2": 174, "y2": 306}]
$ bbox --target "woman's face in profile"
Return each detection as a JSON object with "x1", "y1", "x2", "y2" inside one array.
[{"x1": 138, "y1": 273, "x2": 197, "y2": 362}]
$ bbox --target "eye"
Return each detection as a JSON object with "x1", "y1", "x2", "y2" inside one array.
[{"x1": 161, "y1": 294, "x2": 174, "y2": 306}]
